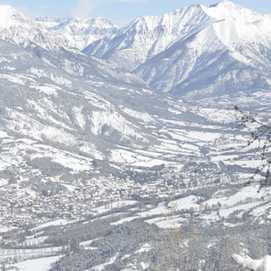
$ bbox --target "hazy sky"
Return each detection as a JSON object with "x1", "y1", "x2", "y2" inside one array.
[{"x1": 1, "y1": 0, "x2": 270, "y2": 24}]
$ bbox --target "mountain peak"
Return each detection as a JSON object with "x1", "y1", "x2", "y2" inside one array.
[
  {"x1": 210, "y1": 0, "x2": 238, "y2": 7},
  {"x1": 0, "y1": 4, "x2": 28, "y2": 27},
  {"x1": 202, "y1": 0, "x2": 262, "y2": 22},
  {"x1": 36, "y1": 16, "x2": 118, "y2": 50},
  {"x1": 0, "y1": 4, "x2": 19, "y2": 14}
]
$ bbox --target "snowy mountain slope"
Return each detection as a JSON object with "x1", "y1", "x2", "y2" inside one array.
[
  {"x1": 0, "y1": 5, "x2": 118, "y2": 51},
  {"x1": 0, "y1": 40, "x2": 155, "y2": 156},
  {"x1": 0, "y1": 39, "x2": 178, "y2": 195},
  {"x1": 136, "y1": 21, "x2": 271, "y2": 96},
  {"x1": 1, "y1": 2, "x2": 271, "y2": 269},
  {"x1": 0, "y1": 5, "x2": 69, "y2": 50},
  {"x1": 84, "y1": 4, "x2": 210, "y2": 70},
  {"x1": 37, "y1": 17, "x2": 118, "y2": 50},
  {"x1": 0, "y1": 37, "x2": 267, "y2": 200},
  {"x1": 0, "y1": 37, "x2": 269, "y2": 217},
  {"x1": 136, "y1": 1, "x2": 271, "y2": 95},
  {"x1": 85, "y1": 1, "x2": 271, "y2": 95}
]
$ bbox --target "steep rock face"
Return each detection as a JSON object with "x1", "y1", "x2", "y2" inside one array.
[
  {"x1": 84, "y1": 4, "x2": 210, "y2": 70},
  {"x1": 135, "y1": 1, "x2": 271, "y2": 95},
  {"x1": 136, "y1": 21, "x2": 271, "y2": 96}
]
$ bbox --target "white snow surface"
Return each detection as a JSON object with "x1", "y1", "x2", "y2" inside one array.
[
  {"x1": 85, "y1": 0, "x2": 271, "y2": 95},
  {"x1": 233, "y1": 254, "x2": 271, "y2": 271},
  {"x1": 14, "y1": 256, "x2": 62, "y2": 271}
]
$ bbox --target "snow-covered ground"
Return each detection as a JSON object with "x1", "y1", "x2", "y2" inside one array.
[
  {"x1": 0, "y1": 1, "x2": 270, "y2": 270},
  {"x1": 14, "y1": 256, "x2": 62, "y2": 271}
]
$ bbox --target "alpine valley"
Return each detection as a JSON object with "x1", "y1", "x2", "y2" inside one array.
[{"x1": 0, "y1": 1, "x2": 271, "y2": 270}]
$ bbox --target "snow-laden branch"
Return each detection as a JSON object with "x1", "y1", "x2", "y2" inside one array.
[{"x1": 232, "y1": 254, "x2": 271, "y2": 271}]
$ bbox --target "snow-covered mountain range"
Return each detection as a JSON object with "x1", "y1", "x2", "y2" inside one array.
[
  {"x1": 0, "y1": 1, "x2": 271, "y2": 270},
  {"x1": 2, "y1": 0, "x2": 271, "y2": 97},
  {"x1": 0, "y1": 5, "x2": 118, "y2": 51},
  {"x1": 0, "y1": 0, "x2": 270, "y2": 230},
  {"x1": 36, "y1": 17, "x2": 118, "y2": 50},
  {"x1": 0, "y1": 5, "x2": 67, "y2": 49},
  {"x1": 86, "y1": 0, "x2": 271, "y2": 96}
]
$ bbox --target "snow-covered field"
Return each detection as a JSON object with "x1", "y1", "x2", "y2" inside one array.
[{"x1": 14, "y1": 256, "x2": 62, "y2": 271}]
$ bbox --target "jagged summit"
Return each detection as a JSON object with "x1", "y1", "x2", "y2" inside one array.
[
  {"x1": 0, "y1": 4, "x2": 118, "y2": 50},
  {"x1": 0, "y1": 1, "x2": 270, "y2": 96},
  {"x1": 84, "y1": 3, "x2": 210, "y2": 70},
  {"x1": 0, "y1": 5, "x2": 71, "y2": 50},
  {"x1": 0, "y1": 4, "x2": 21, "y2": 16},
  {"x1": 203, "y1": 0, "x2": 263, "y2": 22},
  {"x1": 36, "y1": 16, "x2": 118, "y2": 50},
  {"x1": 49, "y1": 17, "x2": 117, "y2": 30},
  {"x1": 210, "y1": 0, "x2": 238, "y2": 7},
  {"x1": 0, "y1": 4, "x2": 28, "y2": 27},
  {"x1": 83, "y1": 0, "x2": 271, "y2": 95}
]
